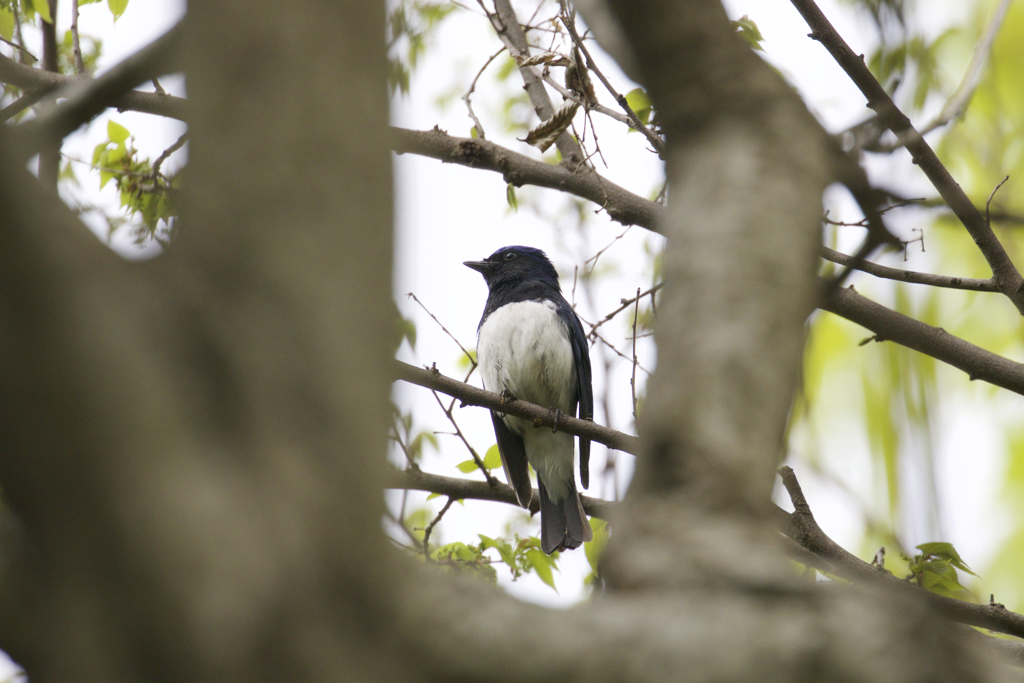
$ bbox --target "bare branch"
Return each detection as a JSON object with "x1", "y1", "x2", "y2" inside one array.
[
  {"x1": 541, "y1": 72, "x2": 632, "y2": 127},
  {"x1": 559, "y1": 8, "x2": 665, "y2": 157},
  {"x1": 778, "y1": 466, "x2": 1024, "y2": 640},
  {"x1": 407, "y1": 292, "x2": 477, "y2": 370},
  {"x1": 986, "y1": 175, "x2": 1010, "y2": 227},
  {"x1": 0, "y1": 21, "x2": 187, "y2": 157},
  {"x1": 791, "y1": 0, "x2": 1024, "y2": 314},
  {"x1": 820, "y1": 246, "x2": 998, "y2": 292},
  {"x1": 394, "y1": 360, "x2": 641, "y2": 455},
  {"x1": 630, "y1": 287, "x2": 640, "y2": 424},
  {"x1": 390, "y1": 126, "x2": 663, "y2": 231},
  {"x1": 422, "y1": 497, "x2": 456, "y2": 554},
  {"x1": 385, "y1": 465, "x2": 614, "y2": 519},
  {"x1": 589, "y1": 283, "x2": 663, "y2": 336},
  {"x1": 14, "y1": 18, "x2": 186, "y2": 158},
  {"x1": 821, "y1": 283, "x2": 1024, "y2": 395},
  {"x1": 485, "y1": 0, "x2": 584, "y2": 165},
  {"x1": 152, "y1": 131, "x2": 189, "y2": 177},
  {"x1": 71, "y1": 0, "x2": 85, "y2": 75},
  {"x1": 462, "y1": 47, "x2": 505, "y2": 139},
  {"x1": 0, "y1": 35, "x2": 37, "y2": 62}
]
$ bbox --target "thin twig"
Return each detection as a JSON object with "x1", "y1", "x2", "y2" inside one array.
[
  {"x1": 422, "y1": 497, "x2": 456, "y2": 555},
  {"x1": 484, "y1": 0, "x2": 584, "y2": 165},
  {"x1": 152, "y1": 131, "x2": 188, "y2": 177},
  {"x1": 986, "y1": 175, "x2": 1010, "y2": 228},
  {"x1": 559, "y1": 7, "x2": 665, "y2": 157},
  {"x1": 589, "y1": 283, "x2": 663, "y2": 336},
  {"x1": 792, "y1": 0, "x2": 1024, "y2": 315},
  {"x1": 820, "y1": 246, "x2": 998, "y2": 292},
  {"x1": 462, "y1": 47, "x2": 505, "y2": 139},
  {"x1": 588, "y1": 329, "x2": 652, "y2": 376},
  {"x1": 584, "y1": 225, "x2": 631, "y2": 274},
  {"x1": 0, "y1": 35, "x2": 38, "y2": 62},
  {"x1": 630, "y1": 288, "x2": 640, "y2": 425},
  {"x1": 383, "y1": 507, "x2": 423, "y2": 549},
  {"x1": 407, "y1": 292, "x2": 477, "y2": 370},
  {"x1": 428, "y1": 386, "x2": 498, "y2": 486},
  {"x1": 70, "y1": 0, "x2": 85, "y2": 74},
  {"x1": 389, "y1": 427, "x2": 418, "y2": 469},
  {"x1": 541, "y1": 73, "x2": 632, "y2": 126}
]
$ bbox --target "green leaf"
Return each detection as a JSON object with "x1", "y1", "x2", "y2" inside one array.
[
  {"x1": 470, "y1": 126, "x2": 479, "y2": 139},
  {"x1": 106, "y1": 145, "x2": 126, "y2": 164},
  {"x1": 525, "y1": 549, "x2": 558, "y2": 592},
  {"x1": 916, "y1": 542, "x2": 979, "y2": 577},
  {"x1": 505, "y1": 183, "x2": 518, "y2": 212},
  {"x1": 584, "y1": 517, "x2": 608, "y2": 573},
  {"x1": 0, "y1": 7, "x2": 15, "y2": 41},
  {"x1": 425, "y1": 492, "x2": 441, "y2": 501},
  {"x1": 108, "y1": 0, "x2": 129, "y2": 21},
  {"x1": 482, "y1": 444, "x2": 501, "y2": 470},
  {"x1": 624, "y1": 87, "x2": 652, "y2": 126},
  {"x1": 31, "y1": 0, "x2": 52, "y2": 24},
  {"x1": 456, "y1": 459, "x2": 479, "y2": 474},
  {"x1": 730, "y1": 15, "x2": 764, "y2": 51},
  {"x1": 99, "y1": 170, "x2": 115, "y2": 189},
  {"x1": 479, "y1": 534, "x2": 516, "y2": 567},
  {"x1": 107, "y1": 119, "x2": 130, "y2": 145},
  {"x1": 92, "y1": 141, "x2": 109, "y2": 165},
  {"x1": 456, "y1": 348, "x2": 477, "y2": 369}
]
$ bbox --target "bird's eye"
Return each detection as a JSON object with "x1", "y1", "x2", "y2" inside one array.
[{"x1": 504, "y1": 252, "x2": 516, "y2": 261}]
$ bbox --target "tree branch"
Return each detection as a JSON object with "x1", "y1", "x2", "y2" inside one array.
[
  {"x1": 790, "y1": 0, "x2": 1024, "y2": 315},
  {"x1": 778, "y1": 466, "x2": 1024, "y2": 641},
  {"x1": 560, "y1": 7, "x2": 666, "y2": 157},
  {"x1": 390, "y1": 126, "x2": 663, "y2": 231},
  {"x1": 0, "y1": 53, "x2": 188, "y2": 122},
  {"x1": 487, "y1": 0, "x2": 584, "y2": 165},
  {"x1": 385, "y1": 466, "x2": 615, "y2": 519},
  {"x1": 820, "y1": 246, "x2": 999, "y2": 292},
  {"x1": 822, "y1": 282, "x2": 1024, "y2": 395},
  {"x1": 389, "y1": 458, "x2": 1024, "y2": 652},
  {"x1": 14, "y1": 18, "x2": 186, "y2": 158},
  {"x1": 394, "y1": 360, "x2": 641, "y2": 455},
  {"x1": 865, "y1": 0, "x2": 1012, "y2": 154}
]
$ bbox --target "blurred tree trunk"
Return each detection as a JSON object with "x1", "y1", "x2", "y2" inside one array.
[{"x1": 0, "y1": 1, "x2": 1007, "y2": 682}]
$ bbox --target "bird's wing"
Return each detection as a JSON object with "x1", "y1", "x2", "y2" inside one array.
[
  {"x1": 558, "y1": 303, "x2": 594, "y2": 490},
  {"x1": 491, "y1": 412, "x2": 532, "y2": 508}
]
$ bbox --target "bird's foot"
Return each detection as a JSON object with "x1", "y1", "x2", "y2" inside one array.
[
  {"x1": 499, "y1": 389, "x2": 517, "y2": 405},
  {"x1": 550, "y1": 407, "x2": 562, "y2": 434}
]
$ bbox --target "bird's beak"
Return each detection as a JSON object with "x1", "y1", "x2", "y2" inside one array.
[{"x1": 464, "y1": 260, "x2": 495, "y2": 275}]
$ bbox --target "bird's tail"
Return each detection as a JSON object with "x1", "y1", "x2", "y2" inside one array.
[{"x1": 538, "y1": 477, "x2": 593, "y2": 554}]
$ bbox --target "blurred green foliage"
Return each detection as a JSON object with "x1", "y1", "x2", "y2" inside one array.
[{"x1": 794, "y1": 0, "x2": 1024, "y2": 611}]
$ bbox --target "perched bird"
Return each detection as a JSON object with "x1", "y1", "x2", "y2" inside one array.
[{"x1": 464, "y1": 246, "x2": 594, "y2": 554}]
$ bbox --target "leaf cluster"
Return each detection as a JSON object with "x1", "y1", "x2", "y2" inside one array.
[
  {"x1": 903, "y1": 542, "x2": 979, "y2": 601},
  {"x1": 91, "y1": 120, "x2": 177, "y2": 244}
]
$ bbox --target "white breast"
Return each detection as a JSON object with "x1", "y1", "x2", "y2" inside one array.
[
  {"x1": 477, "y1": 300, "x2": 577, "y2": 419},
  {"x1": 477, "y1": 299, "x2": 578, "y2": 502}
]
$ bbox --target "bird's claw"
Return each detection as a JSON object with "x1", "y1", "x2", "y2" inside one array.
[
  {"x1": 550, "y1": 407, "x2": 562, "y2": 434},
  {"x1": 499, "y1": 389, "x2": 517, "y2": 405}
]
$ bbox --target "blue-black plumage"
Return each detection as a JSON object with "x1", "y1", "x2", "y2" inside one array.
[{"x1": 464, "y1": 246, "x2": 594, "y2": 554}]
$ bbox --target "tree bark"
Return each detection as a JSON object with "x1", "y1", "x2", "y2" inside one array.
[{"x1": 0, "y1": 1, "x2": 399, "y2": 681}]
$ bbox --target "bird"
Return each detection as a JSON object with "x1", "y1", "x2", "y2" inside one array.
[{"x1": 464, "y1": 245, "x2": 594, "y2": 554}]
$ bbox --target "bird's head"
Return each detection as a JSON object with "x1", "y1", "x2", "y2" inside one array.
[{"x1": 464, "y1": 245, "x2": 560, "y2": 289}]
